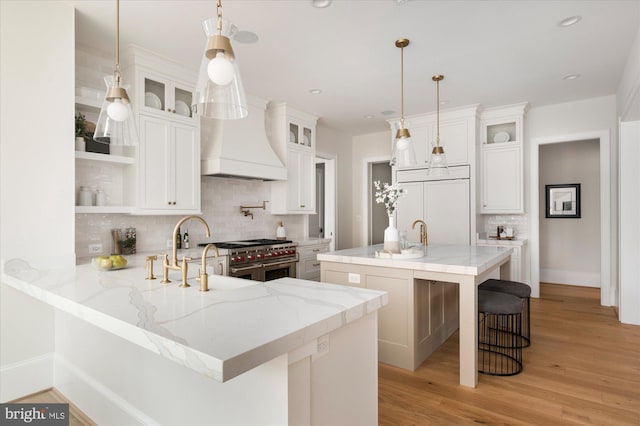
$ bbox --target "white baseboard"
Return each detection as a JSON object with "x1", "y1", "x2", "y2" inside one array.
[
  {"x1": 0, "y1": 353, "x2": 54, "y2": 402},
  {"x1": 54, "y1": 355, "x2": 158, "y2": 426},
  {"x1": 540, "y1": 268, "x2": 600, "y2": 287}
]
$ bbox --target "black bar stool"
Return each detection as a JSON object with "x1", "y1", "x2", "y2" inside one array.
[
  {"x1": 479, "y1": 278, "x2": 531, "y2": 348},
  {"x1": 478, "y1": 289, "x2": 524, "y2": 376}
]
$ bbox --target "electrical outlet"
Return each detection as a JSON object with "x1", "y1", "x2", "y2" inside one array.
[
  {"x1": 348, "y1": 273, "x2": 361, "y2": 284},
  {"x1": 313, "y1": 335, "x2": 330, "y2": 361},
  {"x1": 88, "y1": 243, "x2": 103, "y2": 254}
]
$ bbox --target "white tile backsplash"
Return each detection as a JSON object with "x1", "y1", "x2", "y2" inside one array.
[
  {"x1": 75, "y1": 176, "x2": 304, "y2": 259},
  {"x1": 481, "y1": 214, "x2": 529, "y2": 238}
]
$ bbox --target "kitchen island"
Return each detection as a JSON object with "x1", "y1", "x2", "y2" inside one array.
[
  {"x1": 318, "y1": 244, "x2": 512, "y2": 388},
  {"x1": 1, "y1": 255, "x2": 387, "y2": 425}
]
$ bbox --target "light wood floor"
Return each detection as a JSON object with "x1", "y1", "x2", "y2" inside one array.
[
  {"x1": 12, "y1": 284, "x2": 640, "y2": 426},
  {"x1": 11, "y1": 388, "x2": 95, "y2": 426},
  {"x1": 379, "y1": 283, "x2": 640, "y2": 425}
]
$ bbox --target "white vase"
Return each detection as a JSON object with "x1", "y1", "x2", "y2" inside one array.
[
  {"x1": 75, "y1": 137, "x2": 85, "y2": 151},
  {"x1": 384, "y1": 215, "x2": 400, "y2": 253}
]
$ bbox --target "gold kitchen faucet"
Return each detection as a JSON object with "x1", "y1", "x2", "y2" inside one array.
[
  {"x1": 162, "y1": 215, "x2": 211, "y2": 287},
  {"x1": 411, "y1": 219, "x2": 428, "y2": 246}
]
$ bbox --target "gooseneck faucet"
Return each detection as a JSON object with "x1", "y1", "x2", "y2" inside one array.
[
  {"x1": 198, "y1": 244, "x2": 220, "y2": 292},
  {"x1": 411, "y1": 219, "x2": 428, "y2": 246},
  {"x1": 162, "y1": 215, "x2": 211, "y2": 287}
]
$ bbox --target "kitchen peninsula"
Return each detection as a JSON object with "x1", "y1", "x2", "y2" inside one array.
[
  {"x1": 318, "y1": 244, "x2": 512, "y2": 388},
  {"x1": 1, "y1": 256, "x2": 387, "y2": 425}
]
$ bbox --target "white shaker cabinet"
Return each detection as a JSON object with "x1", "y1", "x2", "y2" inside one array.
[
  {"x1": 396, "y1": 165, "x2": 470, "y2": 245},
  {"x1": 137, "y1": 114, "x2": 200, "y2": 214},
  {"x1": 267, "y1": 102, "x2": 318, "y2": 214},
  {"x1": 480, "y1": 103, "x2": 527, "y2": 214}
]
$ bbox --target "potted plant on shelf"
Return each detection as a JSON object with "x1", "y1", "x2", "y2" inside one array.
[{"x1": 75, "y1": 112, "x2": 86, "y2": 151}]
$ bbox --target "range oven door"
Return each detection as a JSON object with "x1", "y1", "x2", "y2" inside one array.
[
  {"x1": 229, "y1": 259, "x2": 297, "y2": 282},
  {"x1": 228, "y1": 263, "x2": 264, "y2": 281},
  {"x1": 263, "y1": 259, "x2": 296, "y2": 282}
]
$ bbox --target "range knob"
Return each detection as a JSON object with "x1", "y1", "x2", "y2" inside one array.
[
  {"x1": 247, "y1": 254, "x2": 256, "y2": 261},
  {"x1": 256, "y1": 253, "x2": 264, "y2": 259}
]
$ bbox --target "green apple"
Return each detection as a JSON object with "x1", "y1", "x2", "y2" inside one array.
[
  {"x1": 98, "y1": 258, "x2": 113, "y2": 269},
  {"x1": 110, "y1": 255, "x2": 127, "y2": 269}
]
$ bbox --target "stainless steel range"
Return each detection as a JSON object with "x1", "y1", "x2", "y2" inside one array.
[{"x1": 198, "y1": 239, "x2": 297, "y2": 282}]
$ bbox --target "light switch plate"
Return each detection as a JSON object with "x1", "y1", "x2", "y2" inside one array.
[{"x1": 88, "y1": 243, "x2": 102, "y2": 254}]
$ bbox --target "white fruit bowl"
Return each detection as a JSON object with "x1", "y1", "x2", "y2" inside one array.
[{"x1": 91, "y1": 255, "x2": 129, "y2": 271}]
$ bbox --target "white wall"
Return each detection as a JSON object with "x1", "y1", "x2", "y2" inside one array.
[
  {"x1": 618, "y1": 121, "x2": 640, "y2": 325},
  {"x1": 0, "y1": 1, "x2": 75, "y2": 400},
  {"x1": 539, "y1": 140, "x2": 601, "y2": 287},
  {"x1": 316, "y1": 124, "x2": 354, "y2": 249},
  {"x1": 617, "y1": 26, "x2": 640, "y2": 121}
]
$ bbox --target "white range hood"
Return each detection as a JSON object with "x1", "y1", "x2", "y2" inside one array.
[{"x1": 200, "y1": 95, "x2": 286, "y2": 180}]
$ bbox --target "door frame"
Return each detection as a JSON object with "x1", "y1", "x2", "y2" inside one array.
[
  {"x1": 315, "y1": 152, "x2": 337, "y2": 251},
  {"x1": 529, "y1": 130, "x2": 611, "y2": 305}
]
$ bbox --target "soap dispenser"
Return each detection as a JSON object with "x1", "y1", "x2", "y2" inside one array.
[{"x1": 276, "y1": 221, "x2": 286, "y2": 240}]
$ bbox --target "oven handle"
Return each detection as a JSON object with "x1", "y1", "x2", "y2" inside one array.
[
  {"x1": 229, "y1": 264, "x2": 262, "y2": 273},
  {"x1": 262, "y1": 258, "x2": 298, "y2": 268},
  {"x1": 230, "y1": 257, "x2": 298, "y2": 273}
]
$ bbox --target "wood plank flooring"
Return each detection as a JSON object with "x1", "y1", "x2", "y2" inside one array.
[
  {"x1": 11, "y1": 388, "x2": 95, "y2": 426},
  {"x1": 379, "y1": 283, "x2": 640, "y2": 425}
]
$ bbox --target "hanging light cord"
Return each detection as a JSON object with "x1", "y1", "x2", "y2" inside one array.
[
  {"x1": 216, "y1": 0, "x2": 223, "y2": 35},
  {"x1": 400, "y1": 45, "x2": 405, "y2": 129},
  {"x1": 113, "y1": 0, "x2": 121, "y2": 87},
  {"x1": 435, "y1": 78, "x2": 440, "y2": 147}
]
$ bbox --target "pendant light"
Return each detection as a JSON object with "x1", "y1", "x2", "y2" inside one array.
[
  {"x1": 194, "y1": 0, "x2": 248, "y2": 120},
  {"x1": 428, "y1": 75, "x2": 449, "y2": 176},
  {"x1": 93, "y1": 0, "x2": 138, "y2": 147},
  {"x1": 390, "y1": 38, "x2": 417, "y2": 168}
]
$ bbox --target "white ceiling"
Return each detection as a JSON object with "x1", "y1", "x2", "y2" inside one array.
[{"x1": 69, "y1": 0, "x2": 640, "y2": 136}]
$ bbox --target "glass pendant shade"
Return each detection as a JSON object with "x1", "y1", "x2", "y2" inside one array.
[
  {"x1": 391, "y1": 126, "x2": 417, "y2": 167},
  {"x1": 194, "y1": 17, "x2": 248, "y2": 120},
  {"x1": 428, "y1": 74, "x2": 449, "y2": 176},
  {"x1": 94, "y1": 76, "x2": 138, "y2": 147},
  {"x1": 429, "y1": 145, "x2": 449, "y2": 176},
  {"x1": 390, "y1": 38, "x2": 416, "y2": 168}
]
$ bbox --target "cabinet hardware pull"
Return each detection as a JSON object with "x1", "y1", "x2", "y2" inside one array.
[
  {"x1": 167, "y1": 201, "x2": 171, "y2": 205},
  {"x1": 312, "y1": 263, "x2": 320, "y2": 267},
  {"x1": 300, "y1": 204, "x2": 305, "y2": 208},
  {"x1": 312, "y1": 249, "x2": 320, "y2": 252}
]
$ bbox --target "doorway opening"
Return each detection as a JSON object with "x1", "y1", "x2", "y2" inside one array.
[
  {"x1": 361, "y1": 158, "x2": 392, "y2": 246},
  {"x1": 309, "y1": 154, "x2": 336, "y2": 251},
  {"x1": 530, "y1": 130, "x2": 611, "y2": 305}
]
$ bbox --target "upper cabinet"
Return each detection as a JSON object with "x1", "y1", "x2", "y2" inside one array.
[
  {"x1": 387, "y1": 105, "x2": 479, "y2": 168},
  {"x1": 122, "y1": 45, "x2": 201, "y2": 215},
  {"x1": 266, "y1": 102, "x2": 318, "y2": 214},
  {"x1": 479, "y1": 103, "x2": 527, "y2": 214},
  {"x1": 122, "y1": 46, "x2": 197, "y2": 124}
]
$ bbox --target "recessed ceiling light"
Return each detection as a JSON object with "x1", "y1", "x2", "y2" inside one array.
[
  {"x1": 309, "y1": 89, "x2": 322, "y2": 94},
  {"x1": 310, "y1": 0, "x2": 332, "y2": 8},
  {"x1": 364, "y1": 115, "x2": 374, "y2": 120},
  {"x1": 563, "y1": 74, "x2": 580, "y2": 80},
  {"x1": 439, "y1": 100, "x2": 449, "y2": 106},
  {"x1": 558, "y1": 16, "x2": 581, "y2": 27},
  {"x1": 381, "y1": 110, "x2": 396, "y2": 116}
]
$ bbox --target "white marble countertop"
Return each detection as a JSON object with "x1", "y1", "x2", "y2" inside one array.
[
  {"x1": 317, "y1": 244, "x2": 513, "y2": 276},
  {"x1": 1, "y1": 255, "x2": 387, "y2": 383}
]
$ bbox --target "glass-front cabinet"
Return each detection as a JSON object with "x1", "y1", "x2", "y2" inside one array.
[
  {"x1": 288, "y1": 121, "x2": 314, "y2": 148},
  {"x1": 138, "y1": 72, "x2": 194, "y2": 120}
]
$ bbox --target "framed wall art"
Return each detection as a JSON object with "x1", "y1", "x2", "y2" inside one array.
[{"x1": 545, "y1": 183, "x2": 581, "y2": 218}]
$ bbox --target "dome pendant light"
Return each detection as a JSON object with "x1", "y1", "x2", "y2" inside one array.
[
  {"x1": 390, "y1": 38, "x2": 417, "y2": 168},
  {"x1": 94, "y1": 0, "x2": 138, "y2": 148},
  {"x1": 428, "y1": 75, "x2": 449, "y2": 176},
  {"x1": 194, "y1": 0, "x2": 248, "y2": 120}
]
